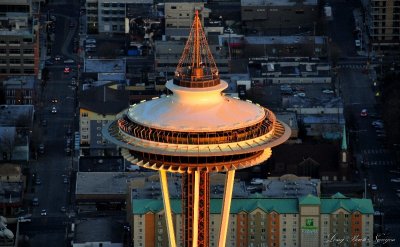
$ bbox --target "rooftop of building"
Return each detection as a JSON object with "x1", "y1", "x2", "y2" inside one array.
[
  {"x1": 258, "y1": 174, "x2": 320, "y2": 198},
  {"x1": 79, "y1": 84, "x2": 129, "y2": 115},
  {"x1": 241, "y1": 0, "x2": 318, "y2": 7},
  {"x1": 76, "y1": 172, "x2": 135, "y2": 196},
  {"x1": 283, "y1": 95, "x2": 343, "y2": 109},
  {"x1": 0, "y1": 181, "x2": 23, "y2": 204},
  {"x1": 0, "y1": 12, "x2": 33, "y2": 36},
  {"x1": 74, "y1": 217, "x2": 124, "y2": 244},
  {"x1": 132, "y1": 193, "x2": 374, "y2": 214},
  {"x1": 84, "y1": 58, "x2": 126, "y2": 74},
  {"x1": 0, "y1": 163, "x2": 21, "y2": 177},
  {"x1": 78, "y1": 156, "x2": 125, "y2": 172},
  {"x1": 249, "y1": 60, "x2": 331, "y2": 78},
  {"x1": 2, "y1": 76, "x2": 35, "y2": 89},
  {"x1": 275, "y1": 112, "x2": 298, "y2": 130},
  {"x1": 0, "y1": 105, "x2": 34, "y2": 127},
  {"x1": 245, "y1": 36, "x2": 326, "y2": 45},
  {"x1": 271, "y1": 143, "x2": 340, "y2": 174}
]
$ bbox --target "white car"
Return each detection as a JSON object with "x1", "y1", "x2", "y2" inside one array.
[
  {"x1": 391, "y1": 178, "x2": 400, "y2": 183},
  {"x1": 322, "y1": 89, "x2": 334, "y2": 94},
  {"x1": 371, "y1": 184, "x2": 378, "y2": 190},
  {"x1": 18, "y1": 217, "x2": 32, "y2": 223},
  {"x1": 40, "y1": 209, "x2": 47, "y2": 216},
  {"x1": 51, "y1": 106, "x2": 57, "y2": 114}
]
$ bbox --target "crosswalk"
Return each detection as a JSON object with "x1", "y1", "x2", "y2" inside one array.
[
  {"x1": 365, "y1": 160, "x2": 396, "y2": 166},
  {"x1": 338, "y1": 64, "x2": 367, "y2": 70},
  {"x1": 362, "y1": 149, "x2": 389, "y2": 154},
  {"x1": 362, "y1": 148, "x2": 397, "y2": 166}
]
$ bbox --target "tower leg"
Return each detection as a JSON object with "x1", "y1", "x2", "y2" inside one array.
[
  {"x1": 218, "y1": 170, "x2": 235, "y2": 247},
  {"x1": 182, "y1": 171, "x2": 209, "y2": 247},
  {"x1": 159, "y1": 170, "x2": 177, "y2": 247}
]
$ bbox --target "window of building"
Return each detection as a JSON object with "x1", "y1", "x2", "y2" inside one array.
[
  {"x1": 9, "y1": 49, "x2": 20, "y2": 54},
  {"x1": 23, "y1": 49, "x2": 34, "y2": 54},
  {"x1": 24, "y1": 59, "x2": 34, "y2": 64},
  {"x1": 23, "y1": 69, "x2": 34, "y2": 74},
  {"x1": 10, "y1": 68, "x2": 21, "y2": 74},
  {"x1": 9, "y1": 58, "x2": 20, "y2": 64},
  {"x1": 171, "y1": 6, "x2": 177, "y2": 9}
]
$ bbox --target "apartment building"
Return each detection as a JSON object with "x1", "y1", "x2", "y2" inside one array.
[
  {"x1": 364, "y1": 0, "x2": 400, "y2": 53},
  {"x1": 79, "y1": 84, "x2": 129, "y2": 156},
  {"x1": 86, "y1": 0, "x2": 153, "y2": 34},
  {"x1": 164, "y1": 2, "x2": 210, "y2": 36},
  {"x1": 130, "y1": 194, "x2": 374, "y2": 247},
  {"x1": 241, "y1": 0, "x2": 319, "y2": 35},
  {"x1": 0, "y1": 0, "x2": 39, "y2": 77}
]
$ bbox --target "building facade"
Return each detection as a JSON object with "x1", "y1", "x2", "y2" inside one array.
[
  {"x1": 79, "y1": 84, "x2": 129, "y2": 156},
  {"x1": 130, "y1": 194, "x2": 374, "y2": 247},
  {"x1": 0, "y1": 0, "x2": 39, "y2": 77},
  {"x1": 86, "y1": 0, "x2": 153, "y2": 34},
  {"x1": 2, "y1": 76, "x2": 36, "y2": 105},
  {"x1": 240, "y1": 0, "x2": 319, "y2": 35},
  {"x1": 364, "y1": 0, "x2": 400, "y2": 53}
]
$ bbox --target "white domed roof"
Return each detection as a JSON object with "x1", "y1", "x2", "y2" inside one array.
[{"x1": 127, "y1": 80, "x2": 266, "y2": 132}]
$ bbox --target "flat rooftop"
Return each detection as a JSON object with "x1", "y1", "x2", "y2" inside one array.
[
  {"x1": 74, "y1": 217, "x2": 124, "y2": 244},
  {"x1": 79, "y1": 156, "x2": 125, "y2": 172},
  {"x1": 261, "y1": 175, "x2": 320, "y2": 198},
  {"x1": 2, "y1": 76, "x2": 35, "y2": 89},
  {"x1": 241, "y1": 0, "x2": 318, "y2": 6},
  {"x1": 245, "y1": 36, "x2": 325, "y2": 45},
  {"x1": 84, "y1": 59, "x2": 126, "y2": 73},
  {"x1": 0, "y1": 105, "x2": 34, "y2": 127}
]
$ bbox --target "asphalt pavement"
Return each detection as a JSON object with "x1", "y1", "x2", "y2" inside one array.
[{"x1": 19, "y1": 1, "x2": 81, "y2": 246}]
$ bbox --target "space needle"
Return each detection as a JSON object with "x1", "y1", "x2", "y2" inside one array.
[{"x1": 103, "y1": 10, "x2": 290, "y2": 247}]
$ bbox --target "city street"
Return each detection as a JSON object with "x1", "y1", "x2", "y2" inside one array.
[{"x1": 19, "y1": 0, "x2": 81, "y2": 246}]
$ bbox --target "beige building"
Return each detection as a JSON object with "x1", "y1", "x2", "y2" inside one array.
[
  {"x1": 241, "y1": 0, "x2": 319, "y2": 35},
  {"x1": 164, "y1": 2, "x2": 210, "y2": 34},
  {"x1": 129, "y1": 194, "x2": 374, "y2": 247},
  {"x1": 364, "y1": 0, "x2": 400, "y2": 53}
]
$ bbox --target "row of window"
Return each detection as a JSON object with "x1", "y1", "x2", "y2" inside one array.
[
  {"x1": 102, "y1": 3, "x2": 125, "y2": 8},
  {"x1": 0, "y1": 68, "x2": 34, "y2": 74},
  {"x1": 0, "y1": 59, "x2": 34, "y2": 64},
  {"x1": 101, "y1": 10, "x2": 124, "y2": 15},
  {"x1": 6, "y1": 90, "x2": 33, "y2": 96},
  {"x1": 101, "y1": 17, "x2": 125, "y2": 22},
  {"x1": 0, "y1": 48, "x2": 35, "y2": 54}
]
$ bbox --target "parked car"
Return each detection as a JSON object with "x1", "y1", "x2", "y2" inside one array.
[
  {"x1": 360, "y1": 109, "x2": 368, "y2": 117},
  {"x1": 371, "y1": 184, "x2": 378, "y2": 190},
  {"x1": 64, "y1": 59, "x2": 74, "y2": 64},
  {"x1": 32, "y1": 197, "x2": 39, "y2": 206},
  {"x1": 64, "y1": 67, "x2": 71, "y2": 74},
  {"x1": 390, "y1": 178, "x2": 400, "y2": 183},
  {"x1": 40, "y1": 209, "x2": 47, "y2": 216},
  {"x1": 39, "y1": 144, "x2": 45, "y2": 154}
]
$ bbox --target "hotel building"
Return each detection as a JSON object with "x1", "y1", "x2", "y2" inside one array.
[{"x1": 129, "y1": 194, "x2": 374, "y2": 247}]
